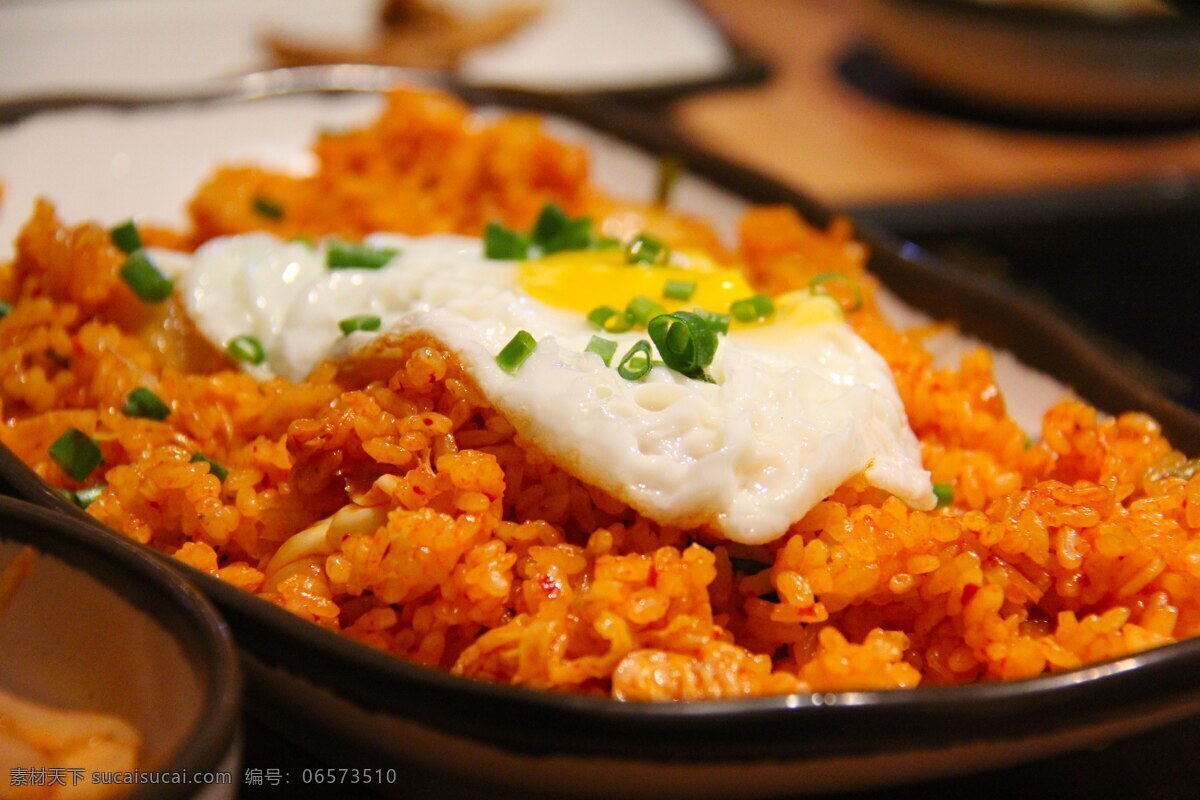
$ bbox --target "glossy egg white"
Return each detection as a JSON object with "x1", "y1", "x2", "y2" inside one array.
[{"x1": 173, "y1": 233, "x2": 935, "y2": 544}]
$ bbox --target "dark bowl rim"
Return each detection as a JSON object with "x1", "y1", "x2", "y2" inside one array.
[
  {"x1": 0, "y1": 496, "x2": 242, "y2": 799},
  {"x1": 870, "y1": 0, "x2": 1200, "y2": 35},
  {"x1": 0, "y1": 72, "x2": 1199, "y2": 763}
]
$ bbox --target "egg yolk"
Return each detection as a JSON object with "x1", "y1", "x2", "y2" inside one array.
[{"x1": 517, "y1": 248, "x2": 844, "y2": 329}]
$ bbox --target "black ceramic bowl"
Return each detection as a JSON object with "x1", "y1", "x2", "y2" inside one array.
[
  {"x1": 0, "y1": 73, "x2": 1198, "y2": 797},
  {"x1": 854, "y1": 0, "x2": 1200, "y2": 125},
  {"x1": 0, "y1": 497, "x2": 241, "y2": 800}
]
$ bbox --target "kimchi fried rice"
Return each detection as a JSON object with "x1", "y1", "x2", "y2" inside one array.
[{"x1": 1, "y1": 89, "x2": 1198, "y2": 700}]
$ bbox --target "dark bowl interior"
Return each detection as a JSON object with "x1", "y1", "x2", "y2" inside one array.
[
  {"x1": 0, "y1": 79, "x2": 1198, "y2": 773},
  {"x1": 0, "y1": 497, "x2": 240, "y2": 798}
]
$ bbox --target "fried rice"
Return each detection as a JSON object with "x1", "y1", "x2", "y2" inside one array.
[{"x1": 1, "y1": 88, "x2": 1198, "y2": 700}]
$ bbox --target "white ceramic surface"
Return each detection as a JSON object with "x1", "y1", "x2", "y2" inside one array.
[{"x1": 0, "y1": 0, "x2": 735, "y2": 99}]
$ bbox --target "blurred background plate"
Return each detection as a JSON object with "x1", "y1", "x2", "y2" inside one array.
[
  {"x1": 0, "y1": 0, "x2": 767, "y2": 103},
  {"x1": 852, "y1": 0, "x2": 1200, "y2": 125}
]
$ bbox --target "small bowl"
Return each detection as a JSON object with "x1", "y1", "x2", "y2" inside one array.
[
  {"x1": 0, "y1": 497, "x2": 241, "y2": 800},
  {"x1": 854, "y1": 0, "x2": 1200, "y2": 125}
]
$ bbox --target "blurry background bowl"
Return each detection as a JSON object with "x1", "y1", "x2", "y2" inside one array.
[
  {"x1": 854, "y1": 0, "x2": 1200, "y2": 125},
  {"x1": 0, "y1": 497, "x2": 241, "y2": 799}
]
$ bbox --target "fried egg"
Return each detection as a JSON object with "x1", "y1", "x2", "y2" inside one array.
[{"x1": 165, "y1": 232, "x2": 935, "y2": 544}]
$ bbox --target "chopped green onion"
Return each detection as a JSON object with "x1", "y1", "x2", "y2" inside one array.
[
  {"x1": 662, "y1": 279, "x2": 697, "y2": 301},
  {"x1": 617, "y1": 340, "x2": 653, "y2": 381},
  {"x1": 694, "y1": 308, "x2": 731, "y2": 335},
  {"x1": 0, "y1": 300, "x2": 10, "y2": 319},
  {"x1": 191, "y1": 452, "x2": 228, "y2": 482},
  {"x1": 730, "y1": 294, "x2": 776, "y2": 323},
  {"x1": 625, "y1": 234, "x2": 670, "y2": 266},
  {"x1": 109, "y1": 220, "x2": 142, "y2": 254},
  {"x1": 585, "y1": 335, "x2": 618, "y2": 366},
  {"x1": 121, "y1": 387, "x2": 171, "y2": 421},
  {"x1": 252, "y1": 196, "x2": 285, "y2": 220},
  {"x1": 531, "y1": 203, "x2": 570, "y2": 245},
  {"x1": 808, "y1": 272, "x2": 863, "y2": 312},
  {"x1": 654, "y1": 155, "x2": 683, "y2": 207},
  {"x1": 496, "y1": 330, "x2": 537, "y2": 374},
  {"x1": 587, "y1": 306, "x2": 633, "y2": 333},
  {"x1": 532, "y1": 203, "x2": 568, "y2": 239},
  {"x1": 933, "y1": 482, "x2": 954, "y2": 508},
  {"x1": 338, "y1": 314, "x2": 382, "y2": 335},
  {"x1": 327, "y1": 241, "x2": 398, "y2": 270},
  {"x1": 530, "y1": 203, "x2": 595, "y2": 254},
  {"x1": 484, "y1": 222, "x2": 529, "y2": 260},
  {"x1": 119, "y1": 252, "x2": 173, "y2": 303},
  {"x1": 48, "y1": 428, "x2": 104, "y2": 482},
  {"x1": 647, "y1": 311, "x2": 717, "y2": 380},
  {"x1": 626, "y1": 296, "x2": 667, "y2": 327},
  {"x1": 227, "y1": 335, "x2": 266, "y2": 365},
  {"x1": 73, "y1": 485, "x2": 106, "y2": 509},
  {"x1": 291, "y1": 235, "x2": 315, "y2": 249},
  {"x1": 592, "y1": 234, "x2": 621, "y2": 250},
  {"x1": 543, "y1": 218, "x2": 594, "y2": 255}
]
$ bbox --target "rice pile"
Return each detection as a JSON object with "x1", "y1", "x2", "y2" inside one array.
[{"x1": 2, "y1": 89, "x2": 1198, "y2": 700}]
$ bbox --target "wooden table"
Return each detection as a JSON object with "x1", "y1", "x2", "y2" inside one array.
[{"x1": 677, "y1": 0, "x2": 1200, "y2": 210}]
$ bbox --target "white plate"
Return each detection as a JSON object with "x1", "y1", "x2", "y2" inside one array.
[{"x1": 0, "y1": 0, "x2": 735, "y2": 99}]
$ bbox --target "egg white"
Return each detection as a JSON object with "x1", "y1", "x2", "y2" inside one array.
[{"x1": 175, "y1": 233, "x2": 934, "y2": 544}]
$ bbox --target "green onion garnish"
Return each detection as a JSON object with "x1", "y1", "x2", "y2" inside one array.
[
  {"x1": 119, "y1": 252, "x2": 173, "y2": 303},
  {"x1": 73, "y1": 485, "x2": 106, "y2": 509},
  {"x1": 484, "y1": 222, "x2": 530, "y2": 260},
  {"x1": 532, "y1": 203, "x2": 569, "y2": 241},
  {"x1": 252, "y1": 196, "x2": 285, "y2": 220},
  {"x1": 585, "y1": 335, "x2": 618, "y2": 366},
  {"x1": 626, "y1": 296, "x2": 667, "y2": 327},
  {"x1": 933, "y1": 482, "x2": 954, "y2": 508},
  {"x1": 654, "y1": 155, "x2": 683, "y2": 207},
  {"x1": 617, "y1": 340, "x2": 653, "y2": 381},
  {"x1": 543, "y1": 218, "x2": 594, "y2": 255},
  {"x1": 694, "y1": 308, "x2": 731, "y2": 335},
  {"x1": 338, "y1": 315, "x2": 382, "y2": 335},
  {"x1": 48, "y1": 428, "x2": 104, "y2": 482},
  {"x1": 809, "y1": 272, "x2": 863, "y2": 312},
  {"x1": 625, "y1": 234, "x2": 670, "y2": 266},
  {"x1": 109, "y1": 220, "x2": 142, "y2": 254},
  {"x1": 0, "y1": 300, "x2": 11, "y2": 319},
  {"x1": 647, "y1": 311, "x2": 717, "y2": 380},
  {"x1": 121, "y1": 387, "x2": 171, "y2": 421},
  {"x1": 592, "y1": 235, "x2": 621, "y2": 250},
  {"x1": 730, "y1": 294, "x2": 776, "y2": 323},
  {"x1": 587, "y1": 306, "x2": 634, "y2": 333},
  {"x1": 496, "y1": 330, "x2": 537, "y2": 374},
  {"x1": 191, "y1": 452, "x2": 229, "y2": 482},
  {"x1": 327, "y1": 241, "x2": 398, "y2": 270},
  {"x1": 662, "y1": 279, "x2": 697, "y2": 301},
  {"x1": 291, "y1": 235, "x2": 315, "y2": 249},
  {"x1": 529, "y1": 203, "x2": 595, "y2": 254},
  {"x1": 227, "y1": 335, "x2": 266, "y2": 365}
]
